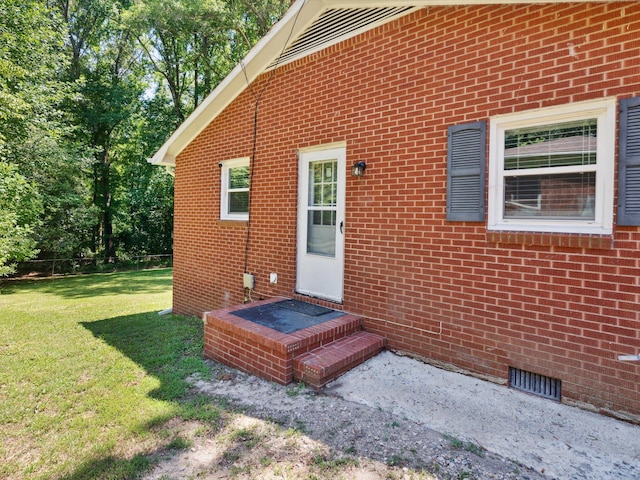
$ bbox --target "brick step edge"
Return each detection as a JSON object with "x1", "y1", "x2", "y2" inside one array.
[{"x1": 293, "y1": 331, "x2": 385, "y2": 389}]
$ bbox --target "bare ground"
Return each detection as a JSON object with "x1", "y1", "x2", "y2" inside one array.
[{"x1": 142, "y1": 360, "x2": 542, "y2": 480}]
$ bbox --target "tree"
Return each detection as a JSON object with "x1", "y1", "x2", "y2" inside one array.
[
  {"x1": 126, "y1": 0, "x2": 229, "y2": 122},
  {"x1": 0, "y1": 163, "x2": 42, "y2": 276},
  {"x1": 127, "y1": 0, "x2": 292, "y2": 122},
  {"x1": 227, "y1": 0, "x2": 293, "y2": 47},
  {"x1": 0, "y1": 0, "x2": 67, "y2": 156},
  {"x1": 10, "y1": 130, "x2": 98, "y2": 258},
  {"x1": 0, "y1": 0, "x2": 293, "y2": 272},
  {"x1": 112, "y1": 97, "x2": 175, "y2": 256},
  {"x1": 56, "y1": 0, "x2": 146, "y2": 260},
  {"x1": 0, "y1": 0, "x2": 92, "y2": 262}
]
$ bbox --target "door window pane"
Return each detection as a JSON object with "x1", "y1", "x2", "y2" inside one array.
[
  {"x1": 313, "y1": 163, "x2": 323, "y2": 183},
  {"x1": 309, "y1": 160, "x2": 338, "y2": 206},
  {"x1": 322, "y1": 210, "x2": 336, "y2": 225},
  {"x1": 313, "y1": 187, "x2": 323, "y2": 206},
  {"x1": 307, "y1": 212, "x2": 336, "y2": 256},
  {"x1": 307, "y1": 159, "x2": 338, "y2": 256},
  {"x1": 323, "y1": 184, "x2": 336, "y2": 205}
]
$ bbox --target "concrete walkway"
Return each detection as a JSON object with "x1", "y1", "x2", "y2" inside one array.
[{"x1": 325, "y1": 350, "x2": 640, "y2": 480}]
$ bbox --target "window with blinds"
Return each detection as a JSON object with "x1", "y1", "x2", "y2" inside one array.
[
  {"x1": 487, "y1": 98, "x2": 616, "y2": 235},
  {"x1": 503, "y1": 120, "x2": 597, "y2": 220}
]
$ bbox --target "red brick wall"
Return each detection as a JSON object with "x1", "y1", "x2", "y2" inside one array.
[{"x1": 175, "y1": 2, "x2": 640, "y2": 419}]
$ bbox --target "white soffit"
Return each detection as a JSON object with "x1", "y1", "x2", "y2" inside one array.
[{"x1": 149, "y1": 0, "x2": 601, "y2": 166}]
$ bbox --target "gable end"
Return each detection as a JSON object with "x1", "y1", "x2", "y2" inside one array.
[{"x1": 267, "y1": 7, "x2": 416, "y2": 69}]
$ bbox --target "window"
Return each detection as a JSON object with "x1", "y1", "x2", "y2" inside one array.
[
  {"x1": 220, "y1": 157, "x2": 250, "y2": 220},
  {"x1": 488, "y1": 98, "x2": 616, "y2": 234},
  {"x1": 307, "y1": 159, "x2": 337, "y2": 256}
]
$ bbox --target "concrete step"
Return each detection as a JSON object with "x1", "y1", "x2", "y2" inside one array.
[{"x1": 293, "y1": 331, "x2": 385, "y2": 389}]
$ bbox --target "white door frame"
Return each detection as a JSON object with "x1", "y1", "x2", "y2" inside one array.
[{"x1": 296, "y1": 143, "x2": 346, "y2": 303}]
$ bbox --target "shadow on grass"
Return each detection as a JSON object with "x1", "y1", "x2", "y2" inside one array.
[
  {"x1": 2, "y1": 268, "x2": 172, "y2": 299},
  {"x1": 60, "y1": 454, "x2": 152, "y2": 480},
  {"x1": 82, "y1": 311, "x2": 210, "y2": 401},
  {"x1": 62, "y1": 312, "x2": 221, "y2": 480}
]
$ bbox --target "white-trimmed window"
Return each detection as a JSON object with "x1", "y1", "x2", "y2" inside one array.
[
  {"x1": 488, "y1": 98, "x2": 616, "y2": 234},
  {"x1": 220, "y1": 157, "x2": 250, "y2": 221}
]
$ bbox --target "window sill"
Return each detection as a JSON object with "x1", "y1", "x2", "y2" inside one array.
[
  {"x1": 218, "y1": 219, "x2": 248, "y2": 227},
  {"x1": 487, "y1": 231, "x2": 613, "y2": 250}
]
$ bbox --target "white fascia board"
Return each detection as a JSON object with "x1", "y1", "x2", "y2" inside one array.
[{"x1": 149, "y1": 0, "x2": 598, "y2": 166}]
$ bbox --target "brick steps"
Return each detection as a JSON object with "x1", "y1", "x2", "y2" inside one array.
[
  {"x1": 293, "y1": 330, "x2": 385, "y2": 389},
  {"x1": 204, "y1": 297, "x2": 385, "y2": 387}
]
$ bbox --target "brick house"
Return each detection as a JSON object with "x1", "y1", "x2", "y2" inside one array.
[{"x1": 151, "y1": 0, "x2": 640, "y2": 421}]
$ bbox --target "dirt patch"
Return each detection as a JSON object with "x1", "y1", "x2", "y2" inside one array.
[{"x1": 142, "y1": 361, "x2": 541, "y2": 479}]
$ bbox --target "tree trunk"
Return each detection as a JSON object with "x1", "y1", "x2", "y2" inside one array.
[{"x1": 94, "y1": 140, "x2": 116, "y2": 262}]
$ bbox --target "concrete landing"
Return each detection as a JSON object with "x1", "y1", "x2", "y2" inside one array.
[{"x1": 325, "y1": 350, "x2": 640, "y2": 480}]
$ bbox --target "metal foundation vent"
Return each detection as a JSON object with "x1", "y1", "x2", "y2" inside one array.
[{"x1": 509, "y1": 367, "x2": 561, "y2": 401}]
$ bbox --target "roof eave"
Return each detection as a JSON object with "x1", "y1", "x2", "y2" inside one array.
[
  {"x1": 149, "y1": 0, "x2": 598, "y2": 166},
  {"x1": 148, "y1": 0, "x2": 323, "y2": 166}
]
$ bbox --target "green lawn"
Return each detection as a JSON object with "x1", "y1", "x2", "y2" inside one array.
[{"x1": 0, "y1": 269, "x2": 217, "y2": 480}]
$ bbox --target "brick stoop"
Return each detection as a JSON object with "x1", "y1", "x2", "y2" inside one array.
[
  {"x1": 204, "y1": 298, "x2": 386, "y2": 387},
  {"x1": 293, "y1": 331, "x2": 385, "y2": 389}
]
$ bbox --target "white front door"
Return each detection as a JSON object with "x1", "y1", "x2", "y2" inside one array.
[{"x1": 296, "y1": 146, "x2": 346, "y2": 302}]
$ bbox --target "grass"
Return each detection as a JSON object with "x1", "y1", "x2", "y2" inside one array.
[
  {"x1": 228, "y1": 426, "x2": 263, "y2": 449},
  {"x1": 312, "y1": 453, "x2": 359, "y2": 471},
  {"x1": 0, "y1": 269, "x2": 215, "y2": 480},
  {"x1": 285, "y1": 381, "x2": 307, "y2": 397},
  {"x1": 0, "y1": 269, "x2": 488, "y2": 480},
  {"x1": 445, "y1": 434, "x2": 485, "y2": 457}
]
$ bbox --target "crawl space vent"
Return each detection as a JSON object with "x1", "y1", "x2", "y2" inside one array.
[{"x1": 509, "y1": 367, "x2": 561, "y2": 401}]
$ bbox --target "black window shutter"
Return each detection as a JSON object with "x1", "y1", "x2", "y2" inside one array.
[
  {"x1": 618, "y1": 97, "x2": 640, "y2": 226},
  {"x1": 446, "y1": 121, "x2": 486, "y2": 222}
]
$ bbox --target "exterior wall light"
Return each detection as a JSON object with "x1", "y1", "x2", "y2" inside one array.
[{"x1": 351, "y1": 161, "x2": 366, "y2": 177}]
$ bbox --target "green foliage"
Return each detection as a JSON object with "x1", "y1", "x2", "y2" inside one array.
[
  {"x1": 1, "y1": 0, "x2": 291, "y2": 268},
  {"x1": 445, "y1": 434, "x2": 486, "y2": 457},
  {"x1": 0, "y1": 0, "x2": 94, "y2": 261},
  {"x1": 285, "y1": 381, "x2": 307, "y2": 397},
  {"x1": 112, "y1": 109, "x2": 175, "y2": 255},
  {"x1": 166, "y1": 435, "x2": 193, "y2": 450},
  {"x1": 0, "y1": 0, "x2": 67, "y2": 151},
  {"x1": 126, "y1": 0, "x2": 292, "y2": 120},
  {"x1": 0, "y1": 163, "x2": 42, "y2": 275},
  {"x1": 126, "y1": 0, "x2": 237, "y2": 120},
  {"x1": 9, "y1": 130, "x2": 98, "y2": 258},
  {"x1": 312, "y1": 453, "x2": 359, "y2": 472},
  {"x1": 229, "y1": 425, "x2": 263, "y2": 449}
]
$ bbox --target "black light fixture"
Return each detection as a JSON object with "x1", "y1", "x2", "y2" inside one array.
[{"x1": 351, "y1": 161, "x2": 367, "y2": 177}]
